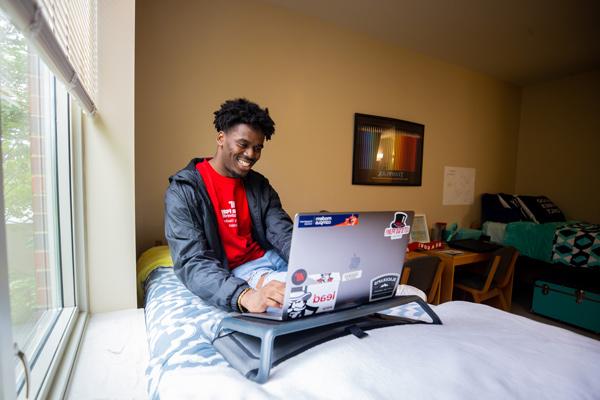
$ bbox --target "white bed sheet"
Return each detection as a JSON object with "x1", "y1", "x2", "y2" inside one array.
[{"x1": 156, "y1": 301, "x2": 600, "y2": 400}]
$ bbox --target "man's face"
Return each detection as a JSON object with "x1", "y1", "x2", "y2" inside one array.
[{"x1": 213, "y1": 123, "x2": 265, "y2": 178}]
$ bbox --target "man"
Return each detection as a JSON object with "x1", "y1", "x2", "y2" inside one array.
[{"x1": 164, "y1": 98, "x2": 292, "y2": 313}]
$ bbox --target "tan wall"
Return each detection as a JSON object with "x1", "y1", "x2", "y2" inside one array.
[
  {"x1": 84, "y1": 0, "x2": 136, "y2": 312},
  {"x1": 516, "y1": 70, "x2": 600, "y2": 223},
  {"x1": 135, "y1": 0, "x2": 521, "y2": 255}
]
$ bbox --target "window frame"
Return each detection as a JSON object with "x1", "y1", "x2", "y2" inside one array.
[
  {"x1": 0, "y1": 158, "x2": 17, "y2": 400},
  {"x1": 0, "y1": 26, "x2": 88, "y2": 399}
]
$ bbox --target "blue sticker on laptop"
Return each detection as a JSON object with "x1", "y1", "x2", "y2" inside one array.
[{"x1": 298, "y1": 213, "x2": 360, "y2": 228}]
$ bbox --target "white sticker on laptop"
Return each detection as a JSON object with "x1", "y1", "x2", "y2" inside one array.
[
  {"x1": 384, "y1": 211, "x2": 411, "y2": 240},
  {"x1": 286, "y1": 271, "x2": 341, "y2": 319},
  {"x1": 342, "y1": 270, "x2": 362, "y2": 282}
]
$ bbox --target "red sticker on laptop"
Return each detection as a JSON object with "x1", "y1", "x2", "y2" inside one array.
[
  {"x1": 384, "y1": 212, "x2": 411, "y2": 240},
  {"x1": 291, "y1": 269, "x2": 308, "y2": 285}
]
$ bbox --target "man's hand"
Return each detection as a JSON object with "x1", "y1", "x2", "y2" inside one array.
[{"x1": 239, "y1": 280, "x2": 286, "y2": 313}]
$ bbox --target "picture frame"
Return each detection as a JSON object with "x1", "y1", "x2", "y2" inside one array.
[
  {"x1": 352, "y1": 113, "x2": 424, "y2": 186},
  {"x1": 410, "y1": 214, "x2": 430, "y2": 243}
]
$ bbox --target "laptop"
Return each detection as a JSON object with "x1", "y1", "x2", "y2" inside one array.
[
  {"x1": 448, "y1": 238, "x2": 501, "y2": 253},
  {"x1": 244, "y1": 210, "x2": 414, "y2": 320}
]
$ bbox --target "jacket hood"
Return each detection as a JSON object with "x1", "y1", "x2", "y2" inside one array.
[{"x1": 169, "y1": 158, "x2": 206, "y2": 185}]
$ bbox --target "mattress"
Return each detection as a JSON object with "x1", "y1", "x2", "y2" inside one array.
[{"x1": 144, "y1": 267, "x2": 600, "y2": 400}]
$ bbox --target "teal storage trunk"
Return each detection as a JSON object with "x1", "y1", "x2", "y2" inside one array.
[{"x1": 532, "y1": 280, "x2": 600, "y2": 333}]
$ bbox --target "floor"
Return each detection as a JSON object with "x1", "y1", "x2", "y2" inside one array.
[{"x1": 510, "y1": 285, "x2": 599, "y2": 341}]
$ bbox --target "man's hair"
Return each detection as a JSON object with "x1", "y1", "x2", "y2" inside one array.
[{"x1": 213, "y1": 98, "x2": 275, "y2": 140}]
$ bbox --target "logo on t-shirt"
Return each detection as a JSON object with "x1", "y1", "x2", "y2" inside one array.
[{"x1": 221, "y1": 201, "x2": 238, "y2": 228}]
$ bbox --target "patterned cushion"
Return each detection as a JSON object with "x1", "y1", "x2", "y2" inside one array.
[{"x1": 516, "y1": 195, "x2": 566, "y2": 224}]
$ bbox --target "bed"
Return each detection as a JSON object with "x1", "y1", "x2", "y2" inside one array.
[
  {"x1": 481, "y1": 193, "x2": 599, "y2": 269},
  {"x1": 483, "y1": 220, "x2": 600, "y2": 269},
  {"x1": 141, "y1": 258, "x2": 600, "y2": 400},
  {"x1": 481, "y1": 194, "x2": 599, "y2": 333}
]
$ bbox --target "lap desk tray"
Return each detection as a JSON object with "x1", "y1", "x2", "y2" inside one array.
[
  {"x1": 213, "y1": 295, "x2": 441, "y2": 383},
  {"x1": 533, "y1": 280, "x2": 600, "y2": 333}
]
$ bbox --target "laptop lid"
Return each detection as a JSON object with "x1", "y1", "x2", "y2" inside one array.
[{"x1": 280, "y1": 211, "x2": 414, "y2": 320}]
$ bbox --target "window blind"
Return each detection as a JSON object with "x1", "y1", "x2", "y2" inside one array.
[{"x1": 0, "y1": 0, "x2": 97, "y2": 114}]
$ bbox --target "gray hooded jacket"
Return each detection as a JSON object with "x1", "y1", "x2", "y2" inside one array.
[{"x1": 164, "y1": 158, "x2": 293, "y2": 311}]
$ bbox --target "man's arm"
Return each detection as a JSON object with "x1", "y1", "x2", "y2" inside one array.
[{"x1": 164, "y1": 181, "x2": 248, "y2": 311}]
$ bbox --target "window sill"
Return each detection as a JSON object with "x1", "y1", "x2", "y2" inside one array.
[
  {"x1": 43, "y1": 310, "x2": 87, "y2": 400},
  {"x1": 64, "y1": 308, "x2": 149, "y2": 399}
]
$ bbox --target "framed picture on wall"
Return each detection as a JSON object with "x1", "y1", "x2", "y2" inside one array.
[
  {"x1": 410, "y1": 214, "x2": 430, "y2": 243},
  {"x1": 352, "y1": 113, "x2": 424, "y2": 186}
]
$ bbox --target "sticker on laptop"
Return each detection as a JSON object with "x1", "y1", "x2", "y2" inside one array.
[
  {"x1": 286, "y1": 286, "x2": 318, "y2": 319},
  {"x1": 369, "y1": 273, "x2": 400, "y2": 301},
  {"x1": 290, "y1": 268, "x2": 308, "y2": 285},
  {"x1": 298, "y1": 213, "x2": 360, "y2": 228},
  {"x1": 286, "y1": 272, "x2": 341, "y2": 319},
  {"x1": 309, "y1": 272, "x2": 340, "y2": 284},
  {"x1": 308, "y1": 272, "x2": 340, "y2": 312},
  {"x1": 383, "y1": 212, "x2": 411, "y2": 240},
  {"x1": 343, "y1": 270, "x2": 362, "y2": 282}
]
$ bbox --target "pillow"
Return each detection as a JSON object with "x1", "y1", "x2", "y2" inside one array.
[
  {"x1": 136, "y1": 245, "x2": 173, "y2": 305},
  {"x1": 481, "y1": 193, "x2": 523, "y2": 223},
  {"x1": 515, "y1": 195, "x2": 566, "y2": 223}
]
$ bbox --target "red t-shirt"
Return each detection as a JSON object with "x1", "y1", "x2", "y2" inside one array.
[{"x1": 196, "y1": 160, "x2": 265, "y2": 269}]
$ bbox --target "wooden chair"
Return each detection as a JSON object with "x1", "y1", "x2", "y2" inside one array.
[
  {"x1": 453, "y1": 246, "x2": 519, "y2": 311},
  {"x1": 401, "y1": 256, "x2": 444, "y2": 304}
]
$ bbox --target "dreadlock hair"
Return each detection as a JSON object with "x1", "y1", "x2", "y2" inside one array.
[{"x1": 213, "y1": 98, "x2": 275, "y2": 140}]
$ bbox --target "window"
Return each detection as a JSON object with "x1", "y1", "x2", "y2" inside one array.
[{"x1": 0, "y1": 9, "x2": 83, "y2": 399}]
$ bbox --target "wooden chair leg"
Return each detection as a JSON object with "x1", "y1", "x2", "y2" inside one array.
[
  {"x1": 502, "y1": 285, "x2": 512, "y2": 311},
  {"x1": 433, "y1": 283, "x2": 441, "y2": 305},
  {"x1": 401, "y1": 267, "x2": 410, "y2": 285},
  {"x1": 498, "y1": 293, "x2": 508, "y2": 311}
]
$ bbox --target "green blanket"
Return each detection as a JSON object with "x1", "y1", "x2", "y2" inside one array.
[{"x1": 503, "y1": 221, "x2": 570, "y2": 263}]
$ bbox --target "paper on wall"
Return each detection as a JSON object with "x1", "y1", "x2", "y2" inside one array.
[{"x1": 443, "y1": 166, "x2": 475, "y2": 205}]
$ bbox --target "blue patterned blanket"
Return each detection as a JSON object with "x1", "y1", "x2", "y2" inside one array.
[
  {"x1": 552, "y1": 223, "x2": 600, "y2": 268},
  {"x1": 144, "y1": 267, "x2": 433, "y2": 399},
  {"x1": 144, "y1": 268, "x2": 230, "y2": 399}
]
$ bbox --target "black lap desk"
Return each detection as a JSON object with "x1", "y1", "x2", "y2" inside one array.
[{"x1": 212, "y1": 295, "x2": 442, "y2": 383}]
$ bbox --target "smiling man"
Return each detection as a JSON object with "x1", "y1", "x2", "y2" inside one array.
[{"x1": 165, "y1": 99, "x2": 292, "y2": 313}]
